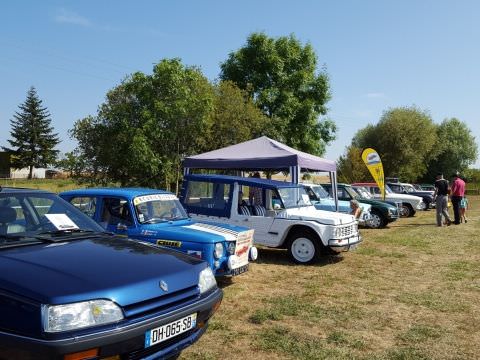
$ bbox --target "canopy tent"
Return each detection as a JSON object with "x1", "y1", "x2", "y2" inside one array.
[
  {"x1": 184, "y1": 136, "x2": 335, "y2": 172},
  {"x1": 183, "y1": 136, "x2": 339, "y2": 209}
]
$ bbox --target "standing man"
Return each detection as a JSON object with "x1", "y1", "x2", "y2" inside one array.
[
  {"x1": 450, "y1": 173, "x2": 466, "y2": 225},
  {"x1": 433, "y1": 173, "x2": 451, "y2": 227}
]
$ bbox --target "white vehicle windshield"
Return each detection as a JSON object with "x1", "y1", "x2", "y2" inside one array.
[
  {"x1": 384, "y1": 185, "x2": 393, "y2": 194},
  {"x1": 351, "y1": 186, "x2": 372, "y2": 199},
  {"x1": 278, "y1": 187, "x2": 312, "y2": 208},
  {"x1": 403, "y1": 184, "x2": 416, "y2": 193},
  {"x1": 133, "y1": 194, "x2": 188, "y2": 224},
  {"x1": 310, "y1": 185, "x2": 330, "y2": 199}
]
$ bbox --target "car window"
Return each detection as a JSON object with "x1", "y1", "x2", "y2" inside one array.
[
  {"x1": 70, "y1": 197, "x2": 97, "y2": 217},
  {"x1": 100, "y1": 197, "x2": 133, "y2": 228},
  {"x1": 278, "y1": 187, "x2": 311, "y2": 208},
  {"x1": 389, "y1": 184, "x2": 400, "y2": 192},
  {"x1": 184, "y1": 181, "x2": 231, "y2": 210}
]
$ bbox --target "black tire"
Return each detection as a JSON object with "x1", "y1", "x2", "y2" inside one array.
[
  {"x1": 400, "y1": 203, "x2": 412, "y2": 217},
  {"x1": 286, "y1": 228, "x2": 322, "y2": 264},
  {"x1": 369, "y1": 210, "x2": 386, "y2": 229}
]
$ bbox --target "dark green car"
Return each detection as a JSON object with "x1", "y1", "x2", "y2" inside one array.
[{"x1": 322, "y1": 183, "x2": 400, "y2": 229}]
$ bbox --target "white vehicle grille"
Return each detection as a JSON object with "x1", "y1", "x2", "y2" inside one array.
[{"x1": 335, "y1": 224, "x2": 357, "y2": 238}]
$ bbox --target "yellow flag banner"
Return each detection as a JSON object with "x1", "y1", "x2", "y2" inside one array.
[{"x1": 361, "y1": 148, "x2": 385, "y2": 200}]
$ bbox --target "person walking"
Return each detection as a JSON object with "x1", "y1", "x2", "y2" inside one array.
[
  {"x1": 450, "y1": 173, "x2": 466, "y2": 225},
  {"x1": 433, "y1": 173, "x2": 452, "y2": 227}
]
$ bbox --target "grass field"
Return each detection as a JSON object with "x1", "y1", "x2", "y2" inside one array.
[
  {"x1": 2, "y1": 179, "x2": 479, "y2": 359},
  {"x1": 181, "y1": 197, "x2": 480, "y2": 360}
]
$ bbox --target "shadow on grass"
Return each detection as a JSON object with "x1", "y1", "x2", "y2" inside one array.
[
  {"x1": 393, "y1": 222, "x2": 439, "y2": 227},
  {"x1": 255, "y1": 247, "x2": 345, "y2": 267}
]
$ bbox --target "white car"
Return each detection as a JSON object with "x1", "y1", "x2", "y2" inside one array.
[
  {"x1": 352, "y1": 183, "x2": 424, "y2": 217},
  {"x1": 180, "y1": 174, "x2": 361, "y2": 264}
]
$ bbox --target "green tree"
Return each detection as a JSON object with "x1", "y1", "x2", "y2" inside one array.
[
  {"x1": 337, "y1": 146, "x2": 372, "y2": 183},
  {"x1": 220, "y1": 32, "x2": 336, "y2": 156},
  {"x1": 209, "y1": 81, "x2": 270, "y2": 149},
  {"x1": 422, "y1": 118, "x2": 478, "y2": 182},
  {"x1": 352, "y1": 106, "x2": 438, "y2": 182},
  {"x1": 69, "y1": 59, "x2": 215, "y2": 191},
  {"x1": 2, "y1": 87, "x2": 60, "y2": 179}
]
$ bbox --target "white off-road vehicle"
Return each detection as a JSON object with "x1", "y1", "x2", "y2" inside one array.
[{"x1": 180, "y1": 174, "x2": 361, "y2": 264}]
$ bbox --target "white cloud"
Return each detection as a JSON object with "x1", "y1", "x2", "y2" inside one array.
[
  {"x1": 54, "y1": 8, "x2": 92, "y2": 27},
  {"x1": 364, "y1": 92, "x2": 387, "y2": 99}
]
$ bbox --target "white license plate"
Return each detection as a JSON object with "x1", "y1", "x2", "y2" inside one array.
[
  {"x1": 231, "y1": 264, "x2": 249, "y2": 276},
  {"x1": 145, "y1": 313, "x2": 197, "y2": 347}
]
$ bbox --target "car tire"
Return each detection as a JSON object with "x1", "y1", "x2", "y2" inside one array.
[
  {"x1": 287, "y1": 229, "x2": 321, "y2": 264},
  {"x1": 370, "y1": 210, "x2": 386, "y2": 229},
  {"x1": 400, "y1": 203, "x2": 413, "y2": 217}
]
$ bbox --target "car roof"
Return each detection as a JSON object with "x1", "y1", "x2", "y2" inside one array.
[
  {"x1": 60, "y1": 187, "x2": 173, "y2": 199},
  {"x1": 0, "y1": 186, "x2": 53, "y2": 195},
  {"x1": 185, "y1": 174, "x2": 301, "y2": 189}
]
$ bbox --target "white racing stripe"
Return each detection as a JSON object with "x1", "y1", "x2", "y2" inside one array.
[{"x1": 183, "y1": 224, "x2": 237, "y2": 241}]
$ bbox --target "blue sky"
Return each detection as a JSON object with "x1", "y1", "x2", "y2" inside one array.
[{"x1": 1, "y1": 0, "x2": 479, "y2": 167}]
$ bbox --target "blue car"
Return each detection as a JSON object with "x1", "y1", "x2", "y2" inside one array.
[
  {"x1": 60, "y1": 188, "x2": 257, "y2": 277},
  {"x1": 0, "y1": 187, "x2": 222, "y2": 359}
]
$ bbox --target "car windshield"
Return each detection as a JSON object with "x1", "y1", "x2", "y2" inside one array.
[
  {"x1": 403, "y1": 184, "x2": 416, "y2": 193},
  {"x1": 349, "y1": 186, "x2": 372, "y2": 199},
  {"x1": 309, "y1": 185, "x2": 330, "y2": 199},
  {"x1": 0, "y1": 192, "x2": 105, "y2": 249},
  {"x1": 278, "y1": 187, "x2": 312, "y2": 208},
  {"x1": 133, "y1": 194, "x2": 188, "y2": 223}
]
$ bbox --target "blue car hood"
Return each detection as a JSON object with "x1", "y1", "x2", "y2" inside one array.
[
  {"x1": 0, "y1": 236, "x2": 205, "y2": 306},
  {"x1": 140, "y1": 220, "x2": 244, "y2": 243}
]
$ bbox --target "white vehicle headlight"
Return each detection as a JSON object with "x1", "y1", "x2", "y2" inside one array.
[
  {"x1": 214, "y1": 242, "x2": 224, "y2": 259},
  {"x1": 198, "y1": 266, "x2": 217, "y2": 294},
  {"x1": 227, "y1": 241, "x2": 236, "y2": 255},
  {"x1": 43, "y1": 300, "x2": 123, "y2": 332}
]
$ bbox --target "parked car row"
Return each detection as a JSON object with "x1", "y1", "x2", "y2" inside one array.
[{"x1": 1, "y1": 175, "x2": 424, "y2": 358}]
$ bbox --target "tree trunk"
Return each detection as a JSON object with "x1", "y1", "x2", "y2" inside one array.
[{"x1": 28, "y1": 165, "x2": 33, "y2": 179}]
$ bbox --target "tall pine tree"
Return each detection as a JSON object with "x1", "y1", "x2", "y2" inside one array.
[{"x1": 3, "y1": 87, "x2": 60, "y2": 179}]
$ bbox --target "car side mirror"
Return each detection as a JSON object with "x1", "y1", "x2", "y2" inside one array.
[{"x1": 273, "y1": 203, "x2": 281, "y2": 210}]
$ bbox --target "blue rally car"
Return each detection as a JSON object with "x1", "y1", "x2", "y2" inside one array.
[
  {"x1": 60, "y1": 188, "x2": 257, "y2": 277},
  {"x1": 0, "y1": 187, "x2": 222, "y2": 360}
]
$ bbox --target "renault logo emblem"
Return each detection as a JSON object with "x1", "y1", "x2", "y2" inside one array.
[{"x1": 159, "y1": 280, "x2": 168, "y2": 292}]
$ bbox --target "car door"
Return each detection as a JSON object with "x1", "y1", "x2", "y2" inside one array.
[
  {"x1": 99, "y1": 197, "x2": 135, "y2": 236},
  {"x1": 234, "y1": 185, "x2": 276, "y2": 245}
]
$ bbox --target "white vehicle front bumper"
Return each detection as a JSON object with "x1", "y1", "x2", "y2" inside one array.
[{"x1": 328, "y1": 234, "x2": 362, "y2": 252}]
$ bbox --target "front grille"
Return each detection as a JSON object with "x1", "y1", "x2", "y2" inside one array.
[
  {"x1": 338, "y1": 224, "x2": 356, "y2": 238},
  {"x1": 123, "y1": 285, "x2": 199, "y2": 319}
]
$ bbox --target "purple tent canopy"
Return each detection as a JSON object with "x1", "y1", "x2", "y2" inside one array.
[{"x1": 183, "y1": 136, "x2": 336, "y2": 172}]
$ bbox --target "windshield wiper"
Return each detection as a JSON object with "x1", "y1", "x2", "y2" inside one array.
[
  {"x1": 37, "y1": 229, "x2": 95, "y2": 236},
  {"x1": 0, "y1": 234, "x2": 32, "y2": 242},
  {"x1": 142, "y1": 218, "x2": 168, "y2": 224}
]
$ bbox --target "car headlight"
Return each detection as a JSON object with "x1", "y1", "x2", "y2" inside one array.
[
  {"x1": 198, "y1": 266, "x2": 217, "y2": 294},
  {"x1": 227, "y1": 241, "x2": 236, "y2": 255},
  {"x1": 214, "y1": 242, "x2": 224, "y2": 259},
  {"x1": 43, "y1": 300, "x2": 123, "y2": 332}
]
